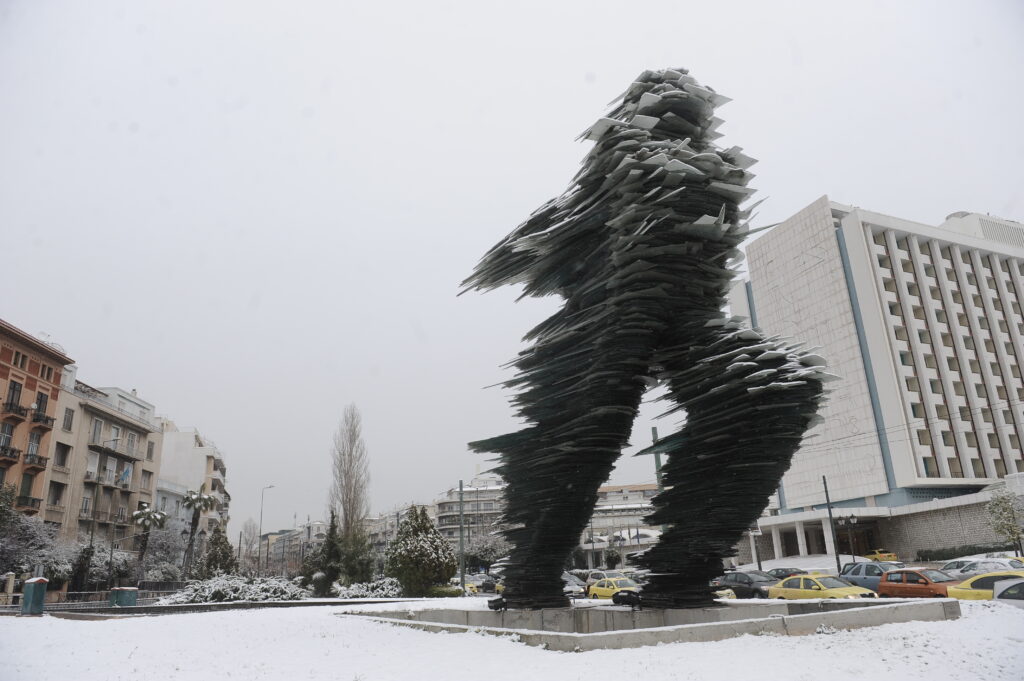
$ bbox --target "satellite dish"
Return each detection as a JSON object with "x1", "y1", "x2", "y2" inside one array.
[{"x1": 30, "y1": 403, "x2": 38, "y2": 410}]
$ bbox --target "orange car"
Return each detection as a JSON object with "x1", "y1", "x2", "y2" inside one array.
[{"x1": 877, "y1": 569, "x2": 959, "y2": 598}]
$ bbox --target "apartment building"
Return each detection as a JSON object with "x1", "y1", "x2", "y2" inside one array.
[
  {"x1": 157, "y1": 421, "x2": 231, "y2": 533},
  {"x1": 265, "y1": 520, "x2": 328, "y2": 575},
  {"x1": 434, "y1": 475, "x2": 504, "y2": 543},
  {"x1": 0, "y1": 319, "x2": 74, "y2": 516},
  {"x1": 730, "y1": 196, "x2": 1024, "y2": 559},
  {"x1": 49, "y1": 365, "x2": 164, "y2": 542}
]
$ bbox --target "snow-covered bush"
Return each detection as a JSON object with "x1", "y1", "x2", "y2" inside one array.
[
  {"x1": 384, "y1": 507, "x2": 457, "y2": 597},
  {"x1": 158, "y1": 575, "x2": 309, "y2": 604},
  {"x1": 146, "y1": 561, "x2": 182, "y2": 582},
  {"x1": 331, "y1": 577, "x2": 403, "y2": 598}
]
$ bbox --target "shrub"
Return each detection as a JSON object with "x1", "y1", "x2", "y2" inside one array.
[
  {"x1": 158, "y1": 575, "x2": 308, "y2": 604},
  {"x1": 427, "y1": 585, "x2": 464, "y2": 598},
  {"x1": 332, "y1": 577, "x2": 403, "y2": 598},
  {"x1": 916, "y1": 542, "x2": 1017, "y2": 561},
  {"x1": 384, "y1": 507, "x2": 456, "y2": 597}
]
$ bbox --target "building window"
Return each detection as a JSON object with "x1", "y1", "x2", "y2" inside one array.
[
  {"x1": 900, "y1": 352, "x2": 912, "y2": 366},
  {"x1": 54, "y1": 442, "x2": 70, "y2": 467},
  {"x1": 994, "y1": 459, "x2": 1007, "y2": 478},
  {"x1": 146, "y1": 441, "x2": 155, "y2": 461},
  {"x1": 988, "y1": 433, "x2": 1000, "y2": 448},
  {"x1": 27, "y1": 432, "x2": 41, "y2": 456},
  {"x1": 948, "y1": 457, "x2": 964, "y2": 478},
  {"x1": 126, "y1": 431, "x2": 138, "y2": 455},
  {"x1": 0, "y1": 422, "x2": 12, "y2": 448},
  {"x1": 972, "y1": 459, "x2": 986, "y2": 477},
  {"x1": 917, "y1": 430, "x2": 932, "y2": 446},
  {"x1": 142, "y1": 471, "x2": 153, "y2": 490},
  {"x1": 5, "y1": 380, "x2": 23, "y2": 407},
  {"x1": 941, "y1": 431, "x2": 954, "y2": 446},
  {"x1": 90, "y1": 418, "x2": 103, "y2": 443},
  {"x1": 965, "y1": 432, "x2": 978, "y2": 447},
  {"x1": 47, "y1": 481, "x2": 65, "y2": 506},
  {"x1": 924, "y1": 354, "x2": 936, "y2": 369},
  {"x1": 62, "y1": 407, "x2": 74, "y2": 430},
  {"x1": 923, "y1": 457, "x2": 939, "y2": 477}
]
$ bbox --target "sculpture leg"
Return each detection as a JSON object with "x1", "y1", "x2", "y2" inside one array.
[
  {"x1": 473, "y1": 306, "x2": 659, "y2": 609},
  {"x1": 638, "y1": 321, "x2": 824, "y2": 608}
]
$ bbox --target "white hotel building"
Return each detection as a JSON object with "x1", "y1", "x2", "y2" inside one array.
[{"x1": 730, "y1": 196, "x2": 1024, "y2": 561}]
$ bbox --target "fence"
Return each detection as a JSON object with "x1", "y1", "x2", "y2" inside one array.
[{"x1": 1, "y1": 589, "x2": 181, "y2": 612}]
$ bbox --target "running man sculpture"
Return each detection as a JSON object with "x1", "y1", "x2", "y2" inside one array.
[{"x1": 463, "y1": 68, "x2": 827, "y2": 609}]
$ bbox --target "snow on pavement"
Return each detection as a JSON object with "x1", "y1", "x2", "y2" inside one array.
[{"x1": 3, "y1": 600, "x2": 1022, "y2": 681}]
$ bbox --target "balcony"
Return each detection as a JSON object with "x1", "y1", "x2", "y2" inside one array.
[
  {"x1": 98, "y1": 470, "x2": 118, "y2": 487},
  {"x1": 79, "y1": 507, "x2": 94, "y2": 520},
  {"x1": 22, "y1": 453, "x2": 49, "y2": 471},
  {"x1": 15, "y1": 495, "x2": 42, "y2": 512},
  {"x1": 92, "y1": 511, "x2": 112, "y2": 523},
  {"x1": 112, "y1": 511, "x2": 129, "y2": 525},
  {"x1": 30, "y1": 411, "x2": 55, "y2": 430},
  {"x1": 2, "y1": 401, "x2": 28, "y2": 422},
  {"x1": 0, "y1": 445, "x2": 20, "y2": 465},
  {"x1": 87, "y1": 435, "x2": 142, "y2": 461},
  {"x1": 84, "y1": 469, "x2": 98, "y2": 483}
]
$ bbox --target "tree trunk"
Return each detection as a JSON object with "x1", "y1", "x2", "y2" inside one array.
[
  {"x1": 183, "y1": 509, "x2": 201, "y2": 578},
  {"x1": 136, "y1": 531, "x2": 151, "y2": 585}
]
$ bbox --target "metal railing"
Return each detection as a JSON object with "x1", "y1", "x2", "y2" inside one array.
[
  {"x1": 2, "y1": 401, "x2": 28, "y2": 418},
  {"x1": 23, "y1": 453, "x2": 49, "y2": 469},
  {"x1": 15, "y1": 495, "x2": 42, "y2": 510},
  {"x1": 88, "y1": 435, "x2": 140, "y2": 459},
  {"x1": 31, "y1": 411, "x2": 55, "y2": 427},
  {"x1": 0, "y1": 445, "x2": 20, "y2": 463}
]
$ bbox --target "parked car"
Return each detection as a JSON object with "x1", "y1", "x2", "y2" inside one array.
[
  {"x1": 464, "y1": 573, "x2": 497, "y2": 594},
  {"x1": 950, "y1": 559, "x2": 1024, "y2": 578},
  {"x1": 863, "y1": 549, "x2": 898, "y2": 562},
  {"x1": 768, "y1": 575, "x2": 878, "y2": 600},
  {"x1": 588, "y1": 578, "x2": 639, "y2": 599},
  {"x1": 877, "y1": 569, "x2": 960, "y2": 598},
  {"x1": 766, "y1": 567, "x2": 807, "y2": 580},
  {"x1": 946, "y1": 571, "x2": 1024, "y2": 600},
  {"x1": 939, "y1": 559, "x2": 973, "y2": 573},
  {"x1": 711, "y1": 570, "x2": 779, "y2": 598},
  {"x1": 992, "y1": 578, "x2": 1024, "y2": 609},
  {"x1": 838, "y1": 562, "x2": 902, "y2": 591},
  {"x1": 562, "y1": 571, "x2": 586, "y2": 599},
  {"x1": 584, "y1": 570, "x2": 625, "y2": 595}
]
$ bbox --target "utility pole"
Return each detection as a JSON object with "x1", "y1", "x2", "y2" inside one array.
[
  {"x1": 651, "y1": 427, "x2": 664, "y2": 491},
  {"x1": 822, "y1": 476, "x2": 841, "y2": 575},
  {"x1": 458, "y1": 480, "x2": 465, "y2": 592},
  {"x1": 237, "y1": 531, "x2": 243, "y2": 566}
]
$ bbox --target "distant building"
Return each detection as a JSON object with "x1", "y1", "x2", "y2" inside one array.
[
  {"x1": 266, "y1": 520, "x2": 328, "y2": 576},
  {"x1": 157, "y1": 421, "x2": 230, "y2": 534},
  {"x1": 0, "y1": 318, "x2": 73, "y2": 521},
  {"x1": 434, "y1": 475, "x2": 505, "y2": 544}
]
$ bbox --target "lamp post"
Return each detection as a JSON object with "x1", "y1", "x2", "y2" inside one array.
[
  {"x1": 257, "y1": 485, "x2": 275, "y2": 576},
  {"x1": 179, "y1": 527, "x2": 207, "y2": 580},
  {"x1": 836, "y1": 515, "x2": 858, "y2": 560}
]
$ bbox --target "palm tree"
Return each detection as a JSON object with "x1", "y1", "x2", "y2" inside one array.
[
  {"x1": 132, "y1": 503, "x2": 168, "y2": 584},
  {"x1": 181, "y1": 485, "x2": 217, "y2": 579}
]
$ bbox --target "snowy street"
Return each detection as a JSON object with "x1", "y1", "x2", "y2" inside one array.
[{"x1": 3, "y1": 599, "x2": 1023, "y2": 681}]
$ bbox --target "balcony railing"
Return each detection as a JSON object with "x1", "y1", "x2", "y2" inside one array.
[
  {"x1": 2, "y1": 402, "x2": 28, "y2": 420},
  {"x1": 87, "y1": 435, "x2": 142, "y2": 461},
  {"x1": 84, "y1": 469, "x2": 98, "y2": 482},
  {"x1": 22, "y1": 453, "x2": 49, "y2": 470},
  {"x1": 0, "y1": 445, "x2": 20, "y2": 464},
  {"x1": 79, "y1": 507, "x2": 94, "y2": 519},
  {"x1": 47, "y1": 503, "x2": 66, "y2": 513},
  {"x1": 15, "y1": 496, "x2": 42, "y2": 511},
  {"x1": 31, "y1": 411, "x2": 55, "y2": 429},
  {"x1": 99, "y1": 470, "x2": 118, "y2": 487}
]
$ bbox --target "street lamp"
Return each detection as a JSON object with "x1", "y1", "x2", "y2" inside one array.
[
  {"x1": 836, "y1": 515, "x2": 858, "y2": 560},
  {"x1": 257, "y1": 485, "x2": 275, "y2": 576}
]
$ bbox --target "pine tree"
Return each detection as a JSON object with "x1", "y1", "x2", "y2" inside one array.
[
  {"x1": 195, "y1": 527, "x2": 239, "y2": 579},
  {"x1": 305, "y1": 511, "x2": 343, "y2": 596},
  {"x1": 384, "y1": 507, "x2": 457, "y2": 596},
  {"x1": 987, "y1": 488, "x2": 1024, "y2": 556}
]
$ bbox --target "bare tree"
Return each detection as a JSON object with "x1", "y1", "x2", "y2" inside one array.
[
  {"x1": 240, "y1": 518, "x2": 260, "y2": 572},
  {"x1": 328, "y1": 404, "x2": 370, "y2": 539}
]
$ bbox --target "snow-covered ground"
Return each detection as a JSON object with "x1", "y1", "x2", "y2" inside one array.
[{"x1": 4, "y1": 599, "x2": 1023, "y2": 680}]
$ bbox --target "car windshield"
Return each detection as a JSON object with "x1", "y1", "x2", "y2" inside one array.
[
  {"x1": 605, "y1": 571, "x2": 625, "y2": 579},
  {"x1": 817, "y1": 577, "x2": 851, "y2": 589},
  {"x1": 1010, "y1": 560, "x2": 1024, "y2": 568},
  {"x1": 612, "y1": 579, "x2": 637, "y2": 588},
  {"x1": 921, "y1": 570, "x2": 956, "y2": 582},
  {"x1": 563, "y1": 573, "x2": 585, "y2": 586}
]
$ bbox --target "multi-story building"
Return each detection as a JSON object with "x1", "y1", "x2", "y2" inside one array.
[
  {"x1": 157, "y1": 421, "x2": 230, "y2": 533},
  {"x1": 265, "y1": 520, "x2": 328, "y2": 576},
  {"x1": 155, "y1": 479, "x2": 192, "y2": 535},
  {"x1": 49, "y1": 365, "x2": 164, "y2": 542},
  {"x1": 0, "y1": 319, "x2": 73, "y2": 517},
  {"x1": 434, "y1": 475, "x2": 504, "y2": 543},
  {"x1": 730, "y1": 196, "x2": 1024, "y2": 559}
]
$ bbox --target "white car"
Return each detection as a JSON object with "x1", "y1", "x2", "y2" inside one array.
[
  {"x1": 993, "y1": 578, "x2": 1024, "y2": 609},
  {"x1": 952, "y1": 558, "x2": 1024, "y2": 578}
]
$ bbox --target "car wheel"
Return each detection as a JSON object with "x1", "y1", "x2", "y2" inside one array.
[{"x1": 591, "y1": 594, "x2": 598, "y2": 600}]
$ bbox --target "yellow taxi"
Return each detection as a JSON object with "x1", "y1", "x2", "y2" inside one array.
[
  {"x1": 588, "y1": 577, "x2": 640, "y2": 599},
  {"x1": 946, "y1": 570, "x2": 1024, "y2": 600},
  {"x1": 863, "y1": 549, "x2": 898, "y2": 562},
  {"x1": 768, "y1": 574, "x2": 878, "y2": 600}
]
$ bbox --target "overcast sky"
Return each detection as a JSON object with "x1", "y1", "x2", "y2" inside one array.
[{"x1": 1, "y1": 0, "x2": 1022, "y2": 534}]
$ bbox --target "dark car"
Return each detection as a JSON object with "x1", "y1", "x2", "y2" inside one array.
[
  {"x1": 767, "y1": 567, "x2": 807, "y2": 580},
  {"x1": 711, "y1": 570, "x2": 779, "y2": 598}
]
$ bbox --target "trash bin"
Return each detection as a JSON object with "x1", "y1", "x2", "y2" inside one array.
[
  {"x1": 21, "y1": 577, "x2": 48, "y2": 616},
  {"x1": 108, "y1": 587, "x2": 139, "y2": 607}
]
